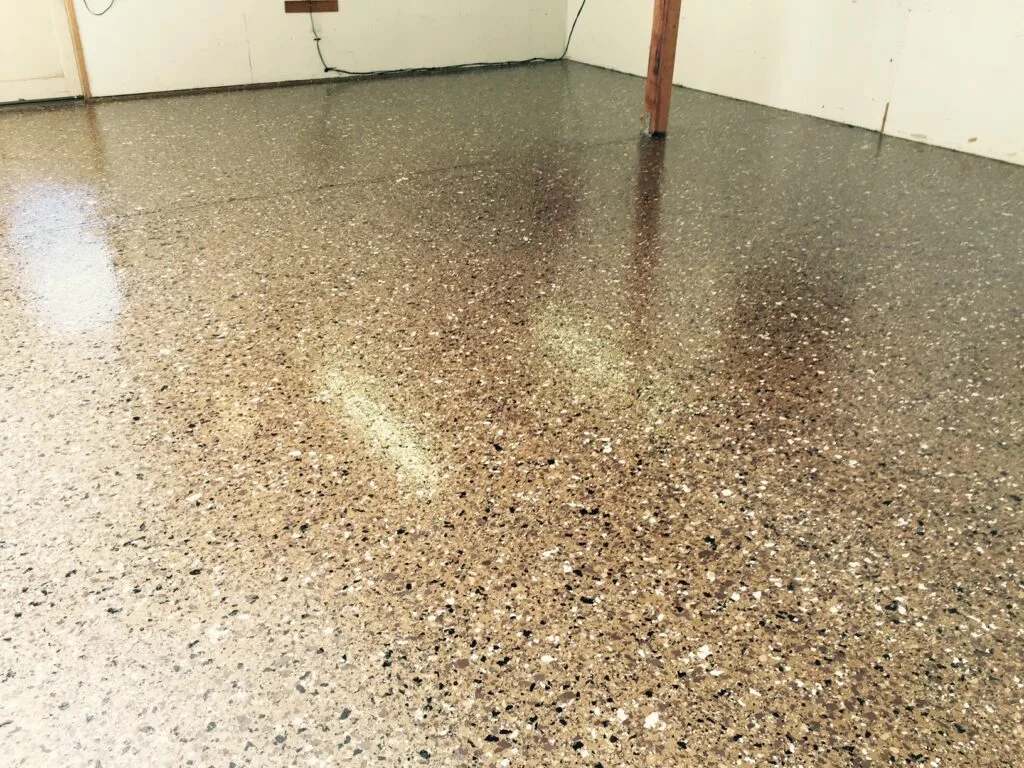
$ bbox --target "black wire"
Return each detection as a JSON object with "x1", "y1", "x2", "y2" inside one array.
[
  {"x1": 82, "y1": 0, "x2": 116, "y2": 16},
  {"x1": 310, "y1": 0, "x2": 587, "y2": 78},
  {"x1": 561, "y1": 0, "x2": 588, "y2": 60}
]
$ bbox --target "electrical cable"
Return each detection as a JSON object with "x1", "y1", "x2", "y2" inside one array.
[
  {"x1": 82, "y1": 0, "x2": 115, "y2": 16},
  {"x1": 309, "y1": 0, "x2": 587, "y2": 78}
]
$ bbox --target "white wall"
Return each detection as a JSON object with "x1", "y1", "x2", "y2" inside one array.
[
  {"x1": 0, "y1": 0, "x2": 83, "y2": 102},
  {"x1": 885, "y1": 1, "x2": 1024, "y2": 164},
  {"x1": 566, "y1": 0, "x2": 1024, "y2": 165},
  {"x1": 74, "y1": 0, "x2": 565, "y2": 97}
]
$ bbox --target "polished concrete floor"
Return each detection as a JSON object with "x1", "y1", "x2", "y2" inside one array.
[{"x1": 1, "y1": 62, "x2": 1023, "y2": 767}]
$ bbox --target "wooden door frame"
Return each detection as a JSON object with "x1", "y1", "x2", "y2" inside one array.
[{"x1": 63, "y1": 0, "x2": 92, "y2": 99}]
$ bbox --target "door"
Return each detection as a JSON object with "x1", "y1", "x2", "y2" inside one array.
[{"x1": 0, "y1": 0, "x2": 83, "y2": 103}]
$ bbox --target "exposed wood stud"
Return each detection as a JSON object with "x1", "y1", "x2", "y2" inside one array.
[
  {"x1": 642, "y1": 0, "x2": 683, "y2": 137},
  {"x1": 64, "y1": 0, "x2": 92, "y2": 100}
]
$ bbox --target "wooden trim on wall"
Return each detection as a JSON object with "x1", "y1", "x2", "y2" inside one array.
[
  {"x1": 64, "y1": 0, "x2": 92, "y2": 99},
  {"x1": 284, "y1": 1, "x2": 339, "y2": 12}
]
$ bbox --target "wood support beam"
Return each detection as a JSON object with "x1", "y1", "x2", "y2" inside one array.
[
  {"x1": 64, "y1": 0, "x2": 92, "y2": 100},
  {"x1": 284, "y1": 1, "x2": 338, "y2": 12},
  {"x1": 642, "y1": 0, "x2": 683, "y2": 136}
]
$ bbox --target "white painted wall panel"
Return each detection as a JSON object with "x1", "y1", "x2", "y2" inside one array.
[
  {"x1": 677, "y1": 0, "x2": 905, "y2": 131},
  {"x1": 74, "y1": 1, "x2": 257, "y2": 96},
  {"x1": 566, "y1": 0, "x2": 902, "y2": 131},
  {"x1": 0, "y1": 0, "x2": 83, "y2": 103},
  {"x1": 73, "y1": 0, "x2": 566, "y2": 98},
  {"x1": 563, "y1": 0, "x2": 651, "y2": 79},
  {"x1": 886, "y1": 2, "x2": 1024, "y2": 164},
  {"x1": 565, "y1": 0, "x2": 1024, "y2": 165}
]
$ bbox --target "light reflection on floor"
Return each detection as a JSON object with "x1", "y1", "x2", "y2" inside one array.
[{"x1": 6, "y1": 182, "x2": 119, "y2": 334}]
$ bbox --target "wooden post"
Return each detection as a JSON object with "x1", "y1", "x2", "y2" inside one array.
[
  {"x1": 64, "y1": 0, "x2": 92, "y2": 100},
  {"x1": 643, "y1": 0, "x2": 683, "y2": 137}
]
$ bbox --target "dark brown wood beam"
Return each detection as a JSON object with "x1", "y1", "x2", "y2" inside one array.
[
  {"x1": 643, "y1": 0, "x2": 683, "y2": 136},
  {"x1": 284, "y1": 1, "x2": 339, "y2": 13}
]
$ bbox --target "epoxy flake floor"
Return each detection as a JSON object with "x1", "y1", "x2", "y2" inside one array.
[{"x1": 1, "y1": 63, "x2": 1023, "y2": 767}]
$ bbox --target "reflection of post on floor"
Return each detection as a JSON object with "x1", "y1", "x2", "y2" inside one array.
[
  {"x1": 643, "y1": 0, "x2": 683, "y2": 137},
  {"x1": 633, "y1": 138, "x2": 665, "y2": 254},
  {"x1": 83, "y1": 106, "x2": 107, "y2": 173},
  {"x1": 629, "y1": 137, "x2": 666, "y2": 347}
]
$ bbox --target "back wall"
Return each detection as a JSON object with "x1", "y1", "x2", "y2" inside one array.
[
  {"x1": 75, "y1": 0, "x2": 566, "y2": 97},
  {"x1": 565, "y1": 0, "x2": 1024, "y2": 165}
]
